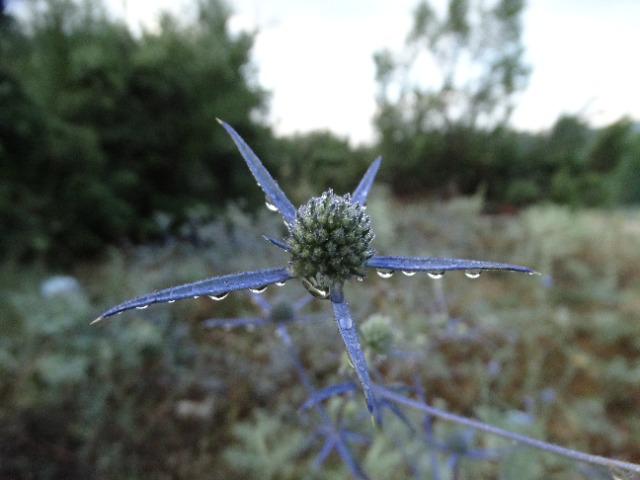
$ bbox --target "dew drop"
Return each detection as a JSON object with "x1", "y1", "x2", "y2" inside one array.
[
  {"x1": 275, "y1": 280, "x2": 287, "y2": 287},
  {"x1": 609, "y1": 466, "x2": 637, "y2": 480},
  {"x1": 136, "y1": 305, "x2": 149, "y2": 310},
  {"x1": 427, "y1": 271, "x2": 445, "y2": 279},
  {"x1": 193, "y1": 296, "x2": 200, "y2": 299},
  {"x1": 265, "y1": 201, "x2": 278, "y2": 212},
  {"x1": 401, "y1": 270, "x2": 416, "y2": 277},
  {"x1": 312, "y1": 287, "x2": 329, "y2": 299},
  {"x1": 209, "y1": 292, "x2": 229, "y2": 301},
  {"x1": 464, "y1": 269, "x2": 481, "y2": 279},
  {"x1": 356, "y1": 276, "x2": 364, "y2": 282},
  {"x1": 249, "y1": 285, "x2": 268, "y2": 294},
  {"x1": 168, "y1": 300, "x2": 176, "y2": 303},
  {"x1": 301, "y1": 277, "x2": 329, "y2": 299},
  {"x1": 376, "y1": 269, "x2": 394, "y2": 279},
  {"x1": 338, "y1": 314, "x2": 353, "y2": 329}
]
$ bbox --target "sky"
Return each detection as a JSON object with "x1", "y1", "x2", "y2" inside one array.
[{"x1": 13, "y1": 0, "x2": 640, "y2": 144}]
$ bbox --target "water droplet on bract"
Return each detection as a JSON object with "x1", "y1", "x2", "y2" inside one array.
[
  {"x1": 401, "y1": 270, "x2": 416, "y2": 277},
  {"x1": 301, "y1": 277, "x2": 329, "y2": 299},
  {"x1": 464, "y1": 269, "x2": 481, "y2": 279},
  {"x1": 193, "y1": 296, "x2": 200, "y2": 299},
  {"x1": 209, "y1": 292, "x2": 229, "y2": 301},
  {"x1": 249, "y1": 285, "x2": 268, "y2": 294},
  {"x1": 312, "y1": 287, "x2": 328, "y2": 299},
  {"x1": 136, "y1": 305, "x2": 149, "y2": 310},
  {"x1": 339, "y1": 315, "x2": 353, "y2": 329},
  {"x1": 275, "y1": 280, "x2": 287, "y2": 287},
  {"x1": 376, "y1": 269, "x2": 394, "y2": 279},
  {"x1": 168, "y1": 300, "x2": 176, "y2": 303},
  {"x1": 356, "y1": 276, "x2": 364, "y2": 282},
  {"x1": 265, "y1": 201, "x2": 278, "y2": 212},
  {"x1": 608, "y1": 467, "x2": 637, "y2": 480},
  {"x1": 427, "y1": 271, "x2": 445, "y2": 279}
]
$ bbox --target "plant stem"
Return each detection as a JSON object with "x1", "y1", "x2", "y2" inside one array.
[{"x1": 375, "y1": 385, "x2": 640, "y2": 475}]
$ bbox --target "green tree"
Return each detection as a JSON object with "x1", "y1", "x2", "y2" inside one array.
[
  {"x1": 376, "y1": 0, "x2": 530, "y2": 131},
  {"x1": 586, "y1": 117, "x2": 633, "y2": 173},
  {"x1": 271, "y1": 131, "x2": 373, "y2": 201},
  {"x1": 613, "y1": 130, "x2": 640, "y2": 205},
  {"x1": 1, "y1": 0, "x2": 268, "y2": 263},
  {"x1": 373, "y1": 0, "x2": 530, "y2": 196}
]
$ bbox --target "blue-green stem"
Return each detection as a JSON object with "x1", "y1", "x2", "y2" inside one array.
[{"x1": 375, "y1": 385, "x2": 640, "y2": 475}]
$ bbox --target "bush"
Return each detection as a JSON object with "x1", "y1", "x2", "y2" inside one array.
[{"x1": 0, "y1": 0, "x2": 268, "y2": 264}]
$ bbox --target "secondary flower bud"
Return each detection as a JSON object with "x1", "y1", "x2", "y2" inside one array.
[{"x1": 268, "y1": 299, "x2": 295, "y2": 323}]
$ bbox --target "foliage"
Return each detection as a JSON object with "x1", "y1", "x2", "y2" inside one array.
[
  {"x1": 375, "y1": 0, "x2": 530, "y2": 131},
  {"x1": 0, "y1": 0, "x2": 267, "y2": 263},
  {"x1": 373, "y1": 0, "x2": 530, "y2": 197},
  {"x1": 369, "y1": 0, "x2": 639, "y2": 210},
  {"x1": 0, "y1": 207, "x2": 286, "y2": 479},
  {"x1": 612, "y1": 127, "x2": 640, "y2": 205},
  {"x1": 3, "y1": 199, "x2": 640, "y2": 477},
  {"x1": 270, "y1": 131, "x2": 375, "y2": 202},
  {"x1": 372, "y1": 105, "x2": 640, "y2": 211},
  {"x1": 223, "y1": 408, "x2": 308, "y2": 480}
]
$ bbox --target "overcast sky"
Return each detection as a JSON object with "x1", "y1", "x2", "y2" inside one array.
[
  {"x1": 15, "y1": 0, "x2": 640, "y2": 144},
  {"x1": 233, "y1": 0, "x2": 640, "y2": 144}
]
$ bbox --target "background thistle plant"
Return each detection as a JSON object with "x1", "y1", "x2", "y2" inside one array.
[{"x1": 202, "y1": 292, "x2": 370, "y2": 478}]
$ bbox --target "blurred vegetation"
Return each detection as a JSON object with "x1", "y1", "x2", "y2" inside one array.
[
  {"x1": 269, "y1": 131, "x2": 375, "y2": 203},
  {"x1": 3, "y1": 199, "x2": 640, "y2": 478},
  {"x1": 1, "y1": 0, "x2": 270, "y2": 264}
]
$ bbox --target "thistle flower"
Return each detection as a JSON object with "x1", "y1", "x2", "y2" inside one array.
[{"x1": 94, "y1": 119, "x2": 537, "y2": 420}]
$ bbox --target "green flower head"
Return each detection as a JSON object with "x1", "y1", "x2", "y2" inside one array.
[{"x1": 287, "y1": 189, "x2": 375, "y2": 298}]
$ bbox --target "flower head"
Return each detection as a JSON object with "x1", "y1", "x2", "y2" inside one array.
[{"x1": 288, "y1": 189, "x2": 375, "y2": 298}]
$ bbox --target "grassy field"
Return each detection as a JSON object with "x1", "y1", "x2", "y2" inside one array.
[{"x1": 2, "y1": 192, "x2": 640, "y2": 479}]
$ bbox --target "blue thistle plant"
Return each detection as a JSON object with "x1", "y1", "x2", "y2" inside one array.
[
  {"x1": 94, "y1": 119, "x2": 536, "y2": 420},
  {"x1": 203, "y1": 293, "x2": 370, "y2": 478}
]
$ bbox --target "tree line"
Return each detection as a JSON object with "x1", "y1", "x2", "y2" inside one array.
[{"x1": 1, "y1": 0, "x2": 639, "y2": 265}]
